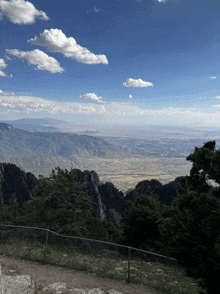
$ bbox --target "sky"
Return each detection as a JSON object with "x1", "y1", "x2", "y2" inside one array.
[{"x1": 1, "y1": 0, "x2": 220, "y2": 128}]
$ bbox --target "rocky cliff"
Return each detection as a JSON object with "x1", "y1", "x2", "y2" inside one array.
[
  {"x1": 0, "y1": 162, "x2": 36, "y2": 207},
  {"x1": 98, "y1": 182, "x2": 125, "y2": 227},
  {"x1": 0, "y1": 163, "x2": 124, "y2": 227},
  {"x1": 69, "y1": 169, "x2": 125, "y2": 227},
  {"x1": 125, "y1": 177, "x2": 183, "y2": 206}
]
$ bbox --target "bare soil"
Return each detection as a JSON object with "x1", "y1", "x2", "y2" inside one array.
[{"x1": 0, "y1": 255, "x2": 160, "y2": 294}]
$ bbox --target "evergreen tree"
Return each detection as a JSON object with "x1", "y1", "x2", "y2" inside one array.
[
  {"x1": 0, "y1": 190, "x2": 8, "y2": 223},
  {"x1": 186, "y1": 140, "x2": 220, "y2": 197},
  {"x1": 7, "y1": 192, "x2": 20, "y2": 224},
  {"x1": 158, "y1": 141, "x2": 220, "y2": 294},
  {"x1": 121, "y1": 189, "x2": 167, "y2": 251},
  {"x1": 18, "y1": 167, "x2": 94, "y2": 237}
]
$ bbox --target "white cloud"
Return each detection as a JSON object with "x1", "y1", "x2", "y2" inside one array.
[
  {"x1": 214, "y1": 96, "x2": 220, "y2": 99},
  {"x1": 94, "y1": 6, "x2": 100, "y2": 13},
  {"x1": 123, "y1": 78, "x2": 153, "y2": 88},
  {"x1": 79, "y1": 104, "x2": 106, "y2": 114},
  {"x1": 2, "y1": 90, "x2": 220, "y2": 127},
  {"x1": 210, "y1": 76, "x2": 217, "y2": 79},
  {"x1": 155, "y1": 0, "x2": 168, "y2": 2},
  {"x1": 0, "y1": 58, "x2": 7, "y2": 70},
  {"x1": 0, "y1": 58, "x2": 11, "y2": 77},
  {"x1": 0, "y1": 89, "x2": 15, "y2": 95},
  {"x1": 0, "y1": 71, "x2": 7, "y2": 77},
  {"x1": 87, "y1": 6, "x2": 100, "y2": 14},
  {"x1": 6, "y1": 49, "x2": 64, "y2": 73},
  {"x1": 28, "y1": 29, "x2": 108, "y2": 65},
  {"x1": 129, "y1": 95, "x2": 133, "y2": 99},
  {"x1": 5, "y1": 55, "x2": 11, "y2": 60},
  {"x1": 80, "y1": 93, "x2": 104, "y2": 103},
  {"x1": 0, "y1": 0, "x2": 49, "y2": 24},
  {"x1": 0, "y1": 92, "x2": 107, "y2": 115}
]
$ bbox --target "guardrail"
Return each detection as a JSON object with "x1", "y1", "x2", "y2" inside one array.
[{"x1": 0, "y1": 224, "x2": 177, "y2": 282}]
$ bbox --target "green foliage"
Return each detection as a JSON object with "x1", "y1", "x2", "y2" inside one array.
[
  {"x1": 121, "y1": 190, "x2": 167, "y2": 250},
  {"x1": 0, "y1": 191, "x2": 21, "y2": 224},
  {"x1": 7, "y1": 192, "x2": 20, "y2": 223},
  {"x1": 0, "y1": 190, "x2": 8, "y2": 223},
  {"x1": 17, "y1": 167, "x2": 94, "y2": 237},
  {"x1": 158, "y1": 141, "x2": 220, "y2": 294},
  {"x1": 186, "y1": 140, "x2": 220, "y2": 197},
  {"x1": 84, "y1": 217, "x2": 122, "y2": 242},
  {"x1": 11, "y1": 167, "x2": 122, "y2": 242},
  {"x1": 158, "y1": 189, "x2": 220, "y2": 260}
]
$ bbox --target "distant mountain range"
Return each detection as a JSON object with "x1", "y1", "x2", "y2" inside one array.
[
  {"x1": 0, "y1": 118, "x2": 217, "y2": 191},
  {"x1": 2, "y1": 118, "x2": 66, "y2": 126},
  {"x1": 1, "y1": 118, "x2": 66, "y2": 133},
  {"x1": 0, "y1": 122, "x2": 131, "y2": 158}
]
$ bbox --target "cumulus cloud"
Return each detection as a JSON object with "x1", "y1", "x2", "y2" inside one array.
[
  {"x1": 0, "y1": 0, "x2": 49, "y2": 24},
  {"x1": 80, "y1": 93, "x2": 105, "y2": 103},
  {"x1": 155, "y1": 0, "x2": 168, "y2": 2},
  {"x1": 0, "y1": 58, "x2": 7, "y2": 70},
  {"x1": 214, "y1": 96, "x2": 220, "y2": 99},
  {"x1": 28, "y1": 29, "x2": 108, "y2": 65},
  {"x1": 0, "y1": 58, "x2": 11, "y2": 77},
  {"x1": 123, "y1": 78, "x2": 153, "y2": 88},
  {"x1": 129, "y1": 95, "x2": 133, "y2": 99},
  {"x1": 210, "y1": 76, "x2": 217, "y2": 79},
  {"x1": 0, "y1": 92, "x2": 107, "y2": 115},
  {"x1": 0, "y1": 71, "x2": 7, "y2": 77},
  {"x1": 6, "y1": 49, "x2": 64, "y2": 73}
]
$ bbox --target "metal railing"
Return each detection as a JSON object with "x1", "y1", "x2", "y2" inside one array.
[{"x1": 0, "y1": 224, "x2": 177, "y2": 282}]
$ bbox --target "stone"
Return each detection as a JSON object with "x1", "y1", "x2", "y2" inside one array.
[
  {"x1": 43, "y1": 282, "x2": 67, "y2": 293},
  {"x1": 71, "y1": 289, "x2": 104, "y2": 294},
  {"x1": 70, "y1": 289, "x2": 122, "y2": 294},
  {"x1": 0, "y1": 274, "x2": 35, "y2": 294},
  {"x1": 108, "y1": 290, "x2": 123, "y2": 294}
]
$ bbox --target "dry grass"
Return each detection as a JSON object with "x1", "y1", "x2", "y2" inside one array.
[{"x1": 0, "y1": 232, "x2": 203, "y2": 294}]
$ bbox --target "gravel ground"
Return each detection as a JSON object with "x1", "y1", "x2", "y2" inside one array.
[{"x1": 0, "y1": 255, "x2": 160, "y2": 294}]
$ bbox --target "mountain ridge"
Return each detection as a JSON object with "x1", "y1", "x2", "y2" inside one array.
[{"x1": 0, "y1": 122, "x2": 132, "y2": 159}]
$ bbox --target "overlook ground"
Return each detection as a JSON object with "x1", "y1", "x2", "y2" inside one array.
[{"x1": 0, "y1": 255, "x2": 159, "y2": 294}]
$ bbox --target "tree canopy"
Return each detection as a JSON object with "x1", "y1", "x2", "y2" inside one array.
[
  {"x1": 185, "y1": 140, "x2": 220, "y2": 197},
  {"x1": 121, "y1": 188, "x2": 167, "y2": 251}
]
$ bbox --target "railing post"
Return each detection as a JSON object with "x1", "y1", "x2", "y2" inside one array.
[
  {"x1": 44, "y1": 227, "x2": 49, "y2": 263},
  {"x1": 128, "y1": 246, "x2": 131, "y2": 282},
  {"x1": 0, "y1": 263, "x2": 3, "y2": 294}
]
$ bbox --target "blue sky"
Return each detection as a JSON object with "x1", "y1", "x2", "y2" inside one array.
[{"x1": 1, "y1": 0, "x2": 220, "y2": 128}]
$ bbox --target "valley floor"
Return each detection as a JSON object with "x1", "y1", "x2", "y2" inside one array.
[{"x1": 81, "y1": 156, "x2": 192, "y2": 192}]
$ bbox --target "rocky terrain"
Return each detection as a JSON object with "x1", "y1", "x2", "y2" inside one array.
[{"x1": 0, "y1": 256, "x2": 155, "y2": 294}]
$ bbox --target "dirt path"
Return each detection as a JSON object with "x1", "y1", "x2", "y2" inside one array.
[{"x1": 0, "y1": 255, "x2": 160, "y2": 294}]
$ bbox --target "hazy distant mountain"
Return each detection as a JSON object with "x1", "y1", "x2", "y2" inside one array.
[
  {"x1": 0, "y1": 122, "x2": 16, "y2": 131},
  {"x1": 0, "y1": 122, "x2": 131, "y2": 158},
  {"x1": 2, "y1": 118, "x2": 66, "y2": 126},
  {"x1": 1, "y1": 118, "x2": 67, "y2": 132}
]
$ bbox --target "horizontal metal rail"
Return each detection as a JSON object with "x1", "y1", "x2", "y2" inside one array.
[{"x1": 0, "y1": 223, "x2": 177, "y2": 261}]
